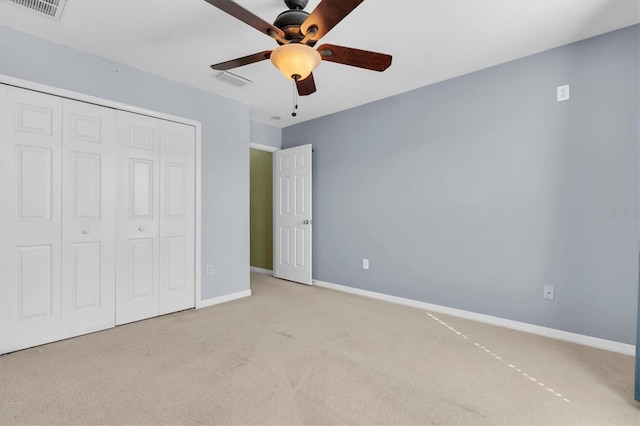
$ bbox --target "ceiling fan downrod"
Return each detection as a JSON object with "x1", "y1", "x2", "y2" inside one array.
[{"x1": 284, "y1": 0, "x2": 308, "y2": 10}]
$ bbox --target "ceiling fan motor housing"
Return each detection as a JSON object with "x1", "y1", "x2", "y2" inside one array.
[{"x1": 273, "y1": 9, "x2": 310, "y2": 42}]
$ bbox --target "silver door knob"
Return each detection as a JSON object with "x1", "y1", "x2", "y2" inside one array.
[
  {"x1": 138, "y1": 226, "x2": 145, "y2": 232},
  {"x1": 82, "y1": 229, "x2": 90, "y2": 235},
  {"x1": 303, "y1": 220, "x2": 312, "y2": 225}
]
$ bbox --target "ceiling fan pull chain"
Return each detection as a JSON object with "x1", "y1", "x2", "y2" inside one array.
[{"x1": 292, "y1": 78, "x2": 299, "y2": 117}]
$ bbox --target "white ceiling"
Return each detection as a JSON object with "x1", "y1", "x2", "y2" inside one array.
[{"x1": 1, "y1": 0, "x2": 638, "y2": 128}]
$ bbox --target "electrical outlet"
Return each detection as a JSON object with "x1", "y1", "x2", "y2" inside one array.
[
  {"x1": 543, "y1": 285, "x2": 555, "y2": 300},
  {"x1": 557, "y1": 85, "x2": 570, "y2": 102},
  {"x1": 206, "y1": 265, "x2": 213, "y2": 276},
  {"x1": 362, "y1": 258, "x2": 369, "y2": 270}
]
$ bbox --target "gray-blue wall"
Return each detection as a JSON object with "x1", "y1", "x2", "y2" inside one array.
[
  {"x1": 250, "y1": 121, "x2": 282, "y2": 149},
  {"x1": 0, "y1": 26, "x2": 250, "y2": 301},
  {"x1": 283, "y1": 24, "x2": 640, "y2": 345}
]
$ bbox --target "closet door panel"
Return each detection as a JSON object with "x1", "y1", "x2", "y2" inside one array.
[
  {"x1": 0, "y1": 84, "x2": 62, "y2": 354},
  {"x1": 159, "y1": 121, "x2": 195, "y2": 314},
  {"x1": 115, "y1": 111, "x2": 160, "y2": 325},
  {"x1": 61, "y1": 99, "x2": 117, "y2": 338}
]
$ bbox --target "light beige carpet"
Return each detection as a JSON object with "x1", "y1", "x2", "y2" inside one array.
[{"x1": 0, "y1": 272, "x2": 638, "y2": 425}]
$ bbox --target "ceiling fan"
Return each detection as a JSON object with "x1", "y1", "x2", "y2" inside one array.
[{"x1": 205, "y1": 0, "x2": 392, "y2": 96}]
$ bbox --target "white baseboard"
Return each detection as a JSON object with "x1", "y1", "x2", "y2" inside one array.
[
  {"x1": 250, "y1": 266, "x2": 273, "y2": 275},
  {"x1": 197, "y1": 289, "x2": 252, "y2": 309},
  {"x1": 313, "y1": 280, "x2": 635, "y2": 356}
]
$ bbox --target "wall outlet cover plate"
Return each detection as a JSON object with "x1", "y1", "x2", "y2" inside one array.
[{"x1": 543, "y1": 285, "x2": 555, "y2": 300}]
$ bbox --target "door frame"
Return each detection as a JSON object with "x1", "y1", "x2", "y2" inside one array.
[
  {"x1": 250, "y1": 143, "x2": 279, "y2": 153},
  {"x1": 249, "y1": 143, "x2": 314, "y2": 285},
  {"x1": 0, "y1": 74, "x2": 204, "y2": 308}
]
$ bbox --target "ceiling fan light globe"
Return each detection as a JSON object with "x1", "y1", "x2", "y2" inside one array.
[{"x1": 270, "y1": 43, "x2": 321, "y2": 81}]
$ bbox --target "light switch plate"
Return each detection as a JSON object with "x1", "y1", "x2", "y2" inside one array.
[{"x1": 557, "y1": 85, "x2": 570, "y2": 102}]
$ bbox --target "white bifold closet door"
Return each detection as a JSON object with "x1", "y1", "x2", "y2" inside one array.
[
  {"x1": 60, "y1": 99, "x2": 117, "y2": 339},
  {"x1": 0, "y1": 85, "x2": 117, "y2": 353},
  {"x1": 0, "y1": 84, "x2": 195, "y2": 353},
  {"x1": 115, "y1": 111, "x2": 195, "y2": 325},
  {"x1": 158, "y1": 120, "x2": 195, "y2": 315},
  {"x1": 0, "y1": 85, "x2": 63, "y2": 353}
]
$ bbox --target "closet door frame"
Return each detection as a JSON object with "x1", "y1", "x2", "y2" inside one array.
[{"x1": 0, "y1": 74, "x2": 204, "y2": 309}]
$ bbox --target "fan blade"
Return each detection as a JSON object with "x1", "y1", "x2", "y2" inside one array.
[
  {"x1": 203, "y1": 0, "x2": 285, "y2": 39},
  {"x1": 301, "y1": 0, "x2": 364, "y2": 42},
  {"x1": 210, "y1": 50, "x2": 272, "y2": 70},
  {"x1": 317, "y1": 44, "x2": 392, "y2": 71},
  {"x1": 296, "y1": 73, "x2": 317, "y2": 96}
]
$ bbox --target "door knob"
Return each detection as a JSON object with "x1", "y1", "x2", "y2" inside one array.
[
  {"x1": 138, "y1": 226, "x2": 145, "y2": 232},
  {"x1": 82, "y1": 229, "x2": 90, "y2": 235},
  {"x1": 303, "y1": 220, "x2": 312, "y2": 225}
]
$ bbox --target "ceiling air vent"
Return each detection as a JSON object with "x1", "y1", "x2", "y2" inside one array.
[
  {"x1": 6, "y1": 0, "x2": 67, "y2": 20},
  {"x1": 215, "y1": 71, "x2": 253, "y2": 87}
]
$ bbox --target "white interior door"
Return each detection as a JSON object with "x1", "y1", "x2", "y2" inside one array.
[
  {"x1": 115, "y1": 110, "x2": 160, "y2": 325},
  {"x1": 60, "y1": 99, "x2": 116, "y2": 338},
  {"x1": 159, "y1": 120, "x2": 195, "y2": 314},
  {"x1": 0, "y1": 84, "x2": 63, "y2": 353},
  {"x1": 273, "y1": 144, "x2": 312, "y2": 285}
]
